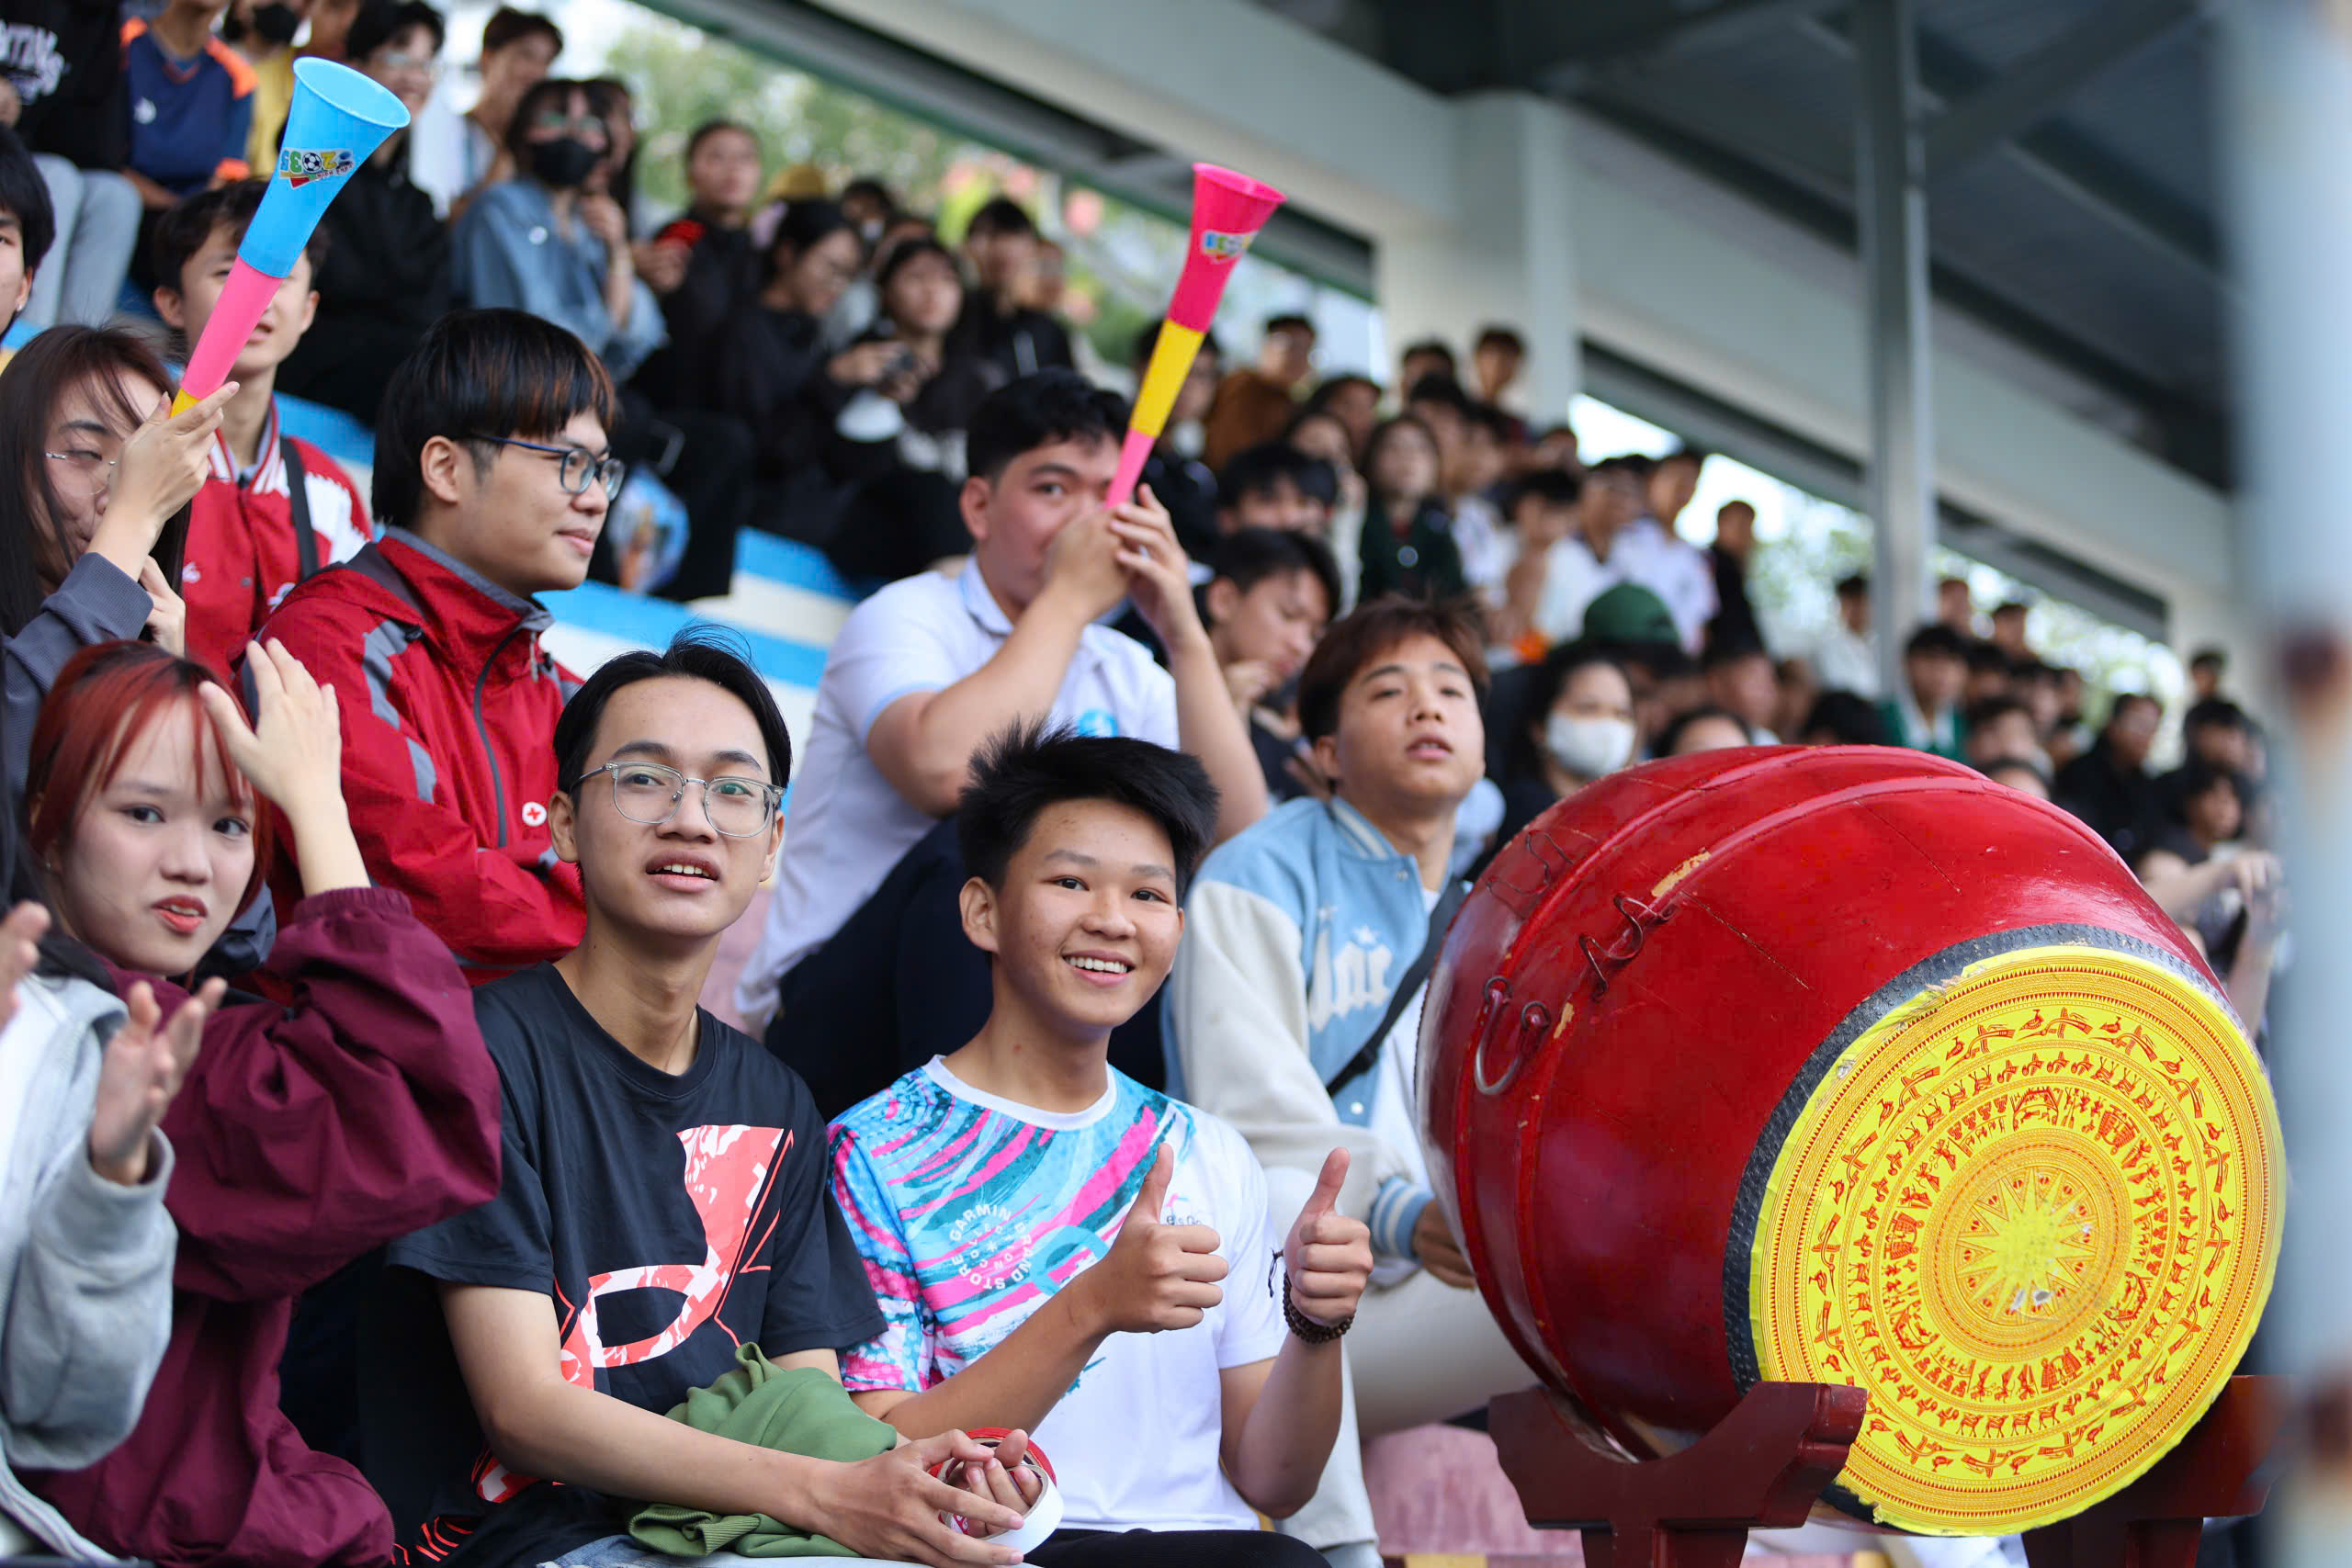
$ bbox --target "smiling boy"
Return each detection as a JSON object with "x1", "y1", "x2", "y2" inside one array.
[
  {"x1": 254, "y1": 308, "x2": 614, "y2": 980},
  {"x1": 153, "y1": 181, "x2": 370, "y2": 674},
  {"x1": 828, "y1": 723, "x2": 1370, "y2": 1567}
]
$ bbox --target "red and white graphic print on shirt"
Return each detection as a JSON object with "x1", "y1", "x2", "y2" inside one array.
[{"x1": 473, "y1": 1123, "x2": 787, "y2": 1506}]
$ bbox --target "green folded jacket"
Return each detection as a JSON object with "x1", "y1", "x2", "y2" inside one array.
[{"x1": 628, "y1": 1343, "x2": 901, "y2": 1558}]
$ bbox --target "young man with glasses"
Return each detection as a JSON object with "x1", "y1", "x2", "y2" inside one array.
[
  {"x1": 254, "y1": 307, "x2": 621, "y2": 983},
  {"x1": 367, "y1": 626, "x2": 1035, "y2": 1568}
]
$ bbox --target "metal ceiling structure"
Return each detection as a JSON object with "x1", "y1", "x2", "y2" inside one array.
[{"x1": 1260, "y1": 0, "x2": 2230, "y2": 491}]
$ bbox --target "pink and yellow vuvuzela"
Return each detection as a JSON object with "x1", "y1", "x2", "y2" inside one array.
[{"x1": 1106, "y1": 164, "x2": 1287, "y2": 508}]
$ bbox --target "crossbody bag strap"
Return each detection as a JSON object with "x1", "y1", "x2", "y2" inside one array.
[{"x1": 1322, "y1": 875, "x2": 1471, "y2": 1099}]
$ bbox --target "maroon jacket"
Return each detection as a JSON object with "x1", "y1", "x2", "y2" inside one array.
[{"x1": 25, "y1": 887, "x2": 502, "y2": 1568}]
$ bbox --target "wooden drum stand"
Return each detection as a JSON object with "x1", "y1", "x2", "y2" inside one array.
[{"x1": 1487, "y1": 1376, "x2": 2287, "y2": 1568}]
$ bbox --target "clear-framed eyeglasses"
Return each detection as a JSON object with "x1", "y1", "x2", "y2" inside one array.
[
  {"x1": 579, "y1": 761, "x2": 782, "y2": 837},
  {"x1": 468, "y1": 434, "x2": 628, "y2": 498}
]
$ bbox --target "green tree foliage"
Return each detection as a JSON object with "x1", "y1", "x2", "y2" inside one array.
[{"x1": 603, "y1": 19, "x2": 974, "y2": 218}]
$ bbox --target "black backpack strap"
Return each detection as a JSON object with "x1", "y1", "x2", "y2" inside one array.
[
  {"x1": 336, "y1": 540, "x2": 427, "y2": 622},
  {"x1": 281, "y1": 437, "x2": 319, "y2": 581},
  {"x1": 1322, "y1": 875, "x2": 1472, "y2": 1099}
]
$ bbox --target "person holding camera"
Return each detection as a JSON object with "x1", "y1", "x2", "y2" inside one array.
[{"x1": 819, "y1": 233, "x2": 999, "y2": 582}]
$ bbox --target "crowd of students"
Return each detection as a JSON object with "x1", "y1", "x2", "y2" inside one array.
[{"x1": 0, "y1": 6, "x2": 2288, "y2": 1565}]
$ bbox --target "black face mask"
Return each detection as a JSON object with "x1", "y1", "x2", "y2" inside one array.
[
  {"x1": 226, "y1": 1, "x2": 300, "y2": 44},
  {"x1": 527, "y1": 136, "x2": 601, "y2": 190},
  {"x1": 253, "y1": 4, "x2": 300, "y2": 43}
]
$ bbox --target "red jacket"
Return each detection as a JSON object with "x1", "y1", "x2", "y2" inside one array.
[
  {"x1": 255, "y1": 529, "x2": 586, "y2": 983},
  {"x1": 24, "y1": 886, "x2": 501, "y2": 1568},
  {"x1": 181, "y1": 405, "x2": 371, "y2": 677}
]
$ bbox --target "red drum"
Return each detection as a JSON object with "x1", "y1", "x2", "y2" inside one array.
[{"x1": 1420, "y1": 747, "x2": 2281, "y2": 1536}]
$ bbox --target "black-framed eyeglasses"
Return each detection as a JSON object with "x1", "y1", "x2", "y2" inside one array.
[
  {"x1": 578, "y1": 761, "x2": 782, "y2": 838},
  {"x1": 469, "y1": 434, "x2": 627, "y2": 498}
]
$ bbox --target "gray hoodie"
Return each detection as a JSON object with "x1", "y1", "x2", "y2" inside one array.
[{"x1": 0, "y1": 971, "x2": 176, "y2": 1559}]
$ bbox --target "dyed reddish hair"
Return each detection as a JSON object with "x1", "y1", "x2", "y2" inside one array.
[{"x1": 24, "y1": 641, "x2": 275, "y2": 916}]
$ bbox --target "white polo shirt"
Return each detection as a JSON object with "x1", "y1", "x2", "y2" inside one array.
[{"x1": 736, "y1": 562, "x2": 1181, "y2": 1027}]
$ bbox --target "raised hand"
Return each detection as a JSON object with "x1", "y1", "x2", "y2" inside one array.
[
  {"x1": 1223, "y1": 659, "x2": 1280, "y2": 714},
  {"x1": 137, "y1": 556, "x2": 187, "y2": 658},
  {"x1": 1284, "y1": 1148, "x2": 1374, "y2": 1327},
  {"x1": 1071, "y1": 1143, "x2": 1228, "y2": 1335},
  {"x1": 1038, "y1": 506, "x2": 1131, "y2": 626},
  {"x1": 801, "y1": 1429, "x2": 1025, "y2": 1566},
  {"x1": 197, "y1": 639, "x2": 343, "y2": 818},
  {"x1": 88, "y1": 977, "x2": 219, "y2": 1187},
  {"x1": 0, "y1": 901, "x2": 49, "y2": 1031},
  {"x1": 103, "y1": 384, "x2": 235, "y2": 558},
  {"x1": 1107, "y1": 485, "x2": 1204, "y2": 648}
]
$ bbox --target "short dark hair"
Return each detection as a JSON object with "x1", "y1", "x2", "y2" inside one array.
[
  {"x1": 2109, "y1": 691, "x2": 2162, "y2": 726},
  {"x1": 346, "y1": 0, "x2": 444, "y2": 62},
  {"x1": 841, "y1": 175, "x2": 894, "y2": 209},
  {"x1": 967, "y1": 197, "x2": 1037, "y2": 240},
  {"x1": 1657, "y1": 444, "x2": 1709, "y2": 469},
  {"x1": 958, "y1": 720, "x2": 1218, "y2": 895},
  {"x1": 1992, "y1": 600, "x2": 2030, "y2": 620},
  {"x1": 0, "y1": 127, "x2": 54, "y2": 305},
  {"x1": 875, "y1": 233, "x2": 956, "y2": 294},
  {"x1": 1263, "y1": 311, "x2": 1315, "y2": 339},
  {"x1": 1466, "y1": 401, "x2": 1513, "y2": 443},
  {"x1": 1804, "y1": 690, "x2": 1889, "y2": 745},
  {"x1": 1218, "y1": 442, "x2": 1337, "y2": 511},
  {"x1": 1474, "y1": 324, "x2": 1524, "y2": 355},
  {"x1": 373, "y1": 308, "x2": 617, "y2": 532},
  {"x1": 1905, "y1": 624, "x2": 1970, "y2": 661},
  {"x1": 1206, "y1": 527, "x2": 1341, "y2": 623},
  {"x1": 153, "y1": 180, "x2": 328, "y2": 299},
  {"x1": 2169, "y1": 757, "x2": 2243, "y2": 818},
  {"x1": 1507, "y1": 468, "x2": 1581, "y2": 513},
  {"x1": 1400, "y1": 337, "x2": 1456, "y2": 370},
  {"x1": 2184, "y1": 697, "x2": 2251, "y2": 736},
  {"x1": 1403, "y1": 372, "x2": 1471, "y2": 416},
  {"x1": 966, "y1": 369, "x2": 1126, "y2": 484},
  {"x1": 1965, "y1": 694, "x2": 2033, "y2": 734},
  {"x1": 1304, "y1": 374, "x2": 1379, "y2": 412},
  {"x1": 763, "y1": 197, "x2": 856, "y2": 284},
  {"x1": 1984, "y1": 758, "x2": 2052, "y2": 793},
  {"x1": 1965, "y1": 640, "x2": 2012, "y2": 675},
  {"x1": 1296, "y1": 595, "x2": 1488, "y2": 743},
  {"x1": 554, "y1": 626, "x2": 792, "y2": 803},
  {"x1": 2012, "y1": 656, "x2": 2058, "y2": 684},
  {"x1": 1657, "y1": 705, "x2": 1752, "y2": 754},
  {"x1": 1702, "y1": 635, "x2": 1770, "y2": 673},
  {"x1": 685, "y1": 118, "x2": 756, "y2": 162},
  {"x1": 482, "y1": 6, "x2": 560, "y2": 55},
  {"x1": 2189, "y1": 645, "x2": 2228, "y2": 674},
  {"x1": 1836, "y1": 572, "x2": 1871, "y2": 600}
]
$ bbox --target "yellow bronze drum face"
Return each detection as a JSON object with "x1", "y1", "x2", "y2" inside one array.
[{"x1": 1746, "y1": 942, "x2": 2281, "y2": 1534}]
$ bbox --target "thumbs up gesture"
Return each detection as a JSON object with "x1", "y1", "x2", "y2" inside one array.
[
  {"x1": 1072, "y1": 1143, "x2": 1230, "y2": 1335},
  {"x1": 1284, "y1": 1149, "x2": 1375, "y2": 1329}
]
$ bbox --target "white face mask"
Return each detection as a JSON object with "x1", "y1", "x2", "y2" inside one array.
[{"x1": 1544, "y1": 712, "x2": 1636, "y2": 781}]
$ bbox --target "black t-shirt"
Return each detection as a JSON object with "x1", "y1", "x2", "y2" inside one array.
[{"x1": 368, "y1": 964, "x2": 885, "y2": 1568}]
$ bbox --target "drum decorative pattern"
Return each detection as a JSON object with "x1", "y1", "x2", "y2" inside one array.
[{"x1": 1744, "y1": 943, "x2": 2281, "y2": 1534}]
